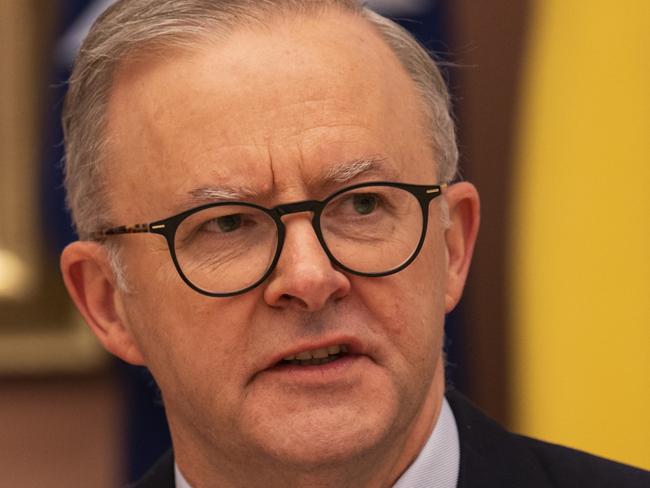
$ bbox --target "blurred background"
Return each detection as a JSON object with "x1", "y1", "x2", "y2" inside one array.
[{"x1": 0, "y1": 0, "x2": 648, "y2": 486}]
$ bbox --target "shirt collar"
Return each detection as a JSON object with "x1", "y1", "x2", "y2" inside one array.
[
  {"x1": 392, "y1": 397, "x2": 460, "y2": 488},
  {"x1": 175, "y1": 462, "x2": 191, "y2": 488},
  {"x1": 175, "y1": 397, "x2": 459, "y2": 488}
]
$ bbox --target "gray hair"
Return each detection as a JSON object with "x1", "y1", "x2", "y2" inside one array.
[{"x1": 63, "y1": 0, "x2": 458, "y2": 242}]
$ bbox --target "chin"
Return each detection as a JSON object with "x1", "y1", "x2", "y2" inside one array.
[{"x1": 244, "y1": 401, "x2": 396, "y2": 467}]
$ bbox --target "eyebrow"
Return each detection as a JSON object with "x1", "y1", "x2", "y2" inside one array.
[
  {"x1": 321, "y1": 156, "x2": 398, "y2": 184},
  {"x1": 177, "y1": 155, "x2": 396, "y2": 211},
  {"x1": 180, "y1": 184, "x2": 259, "y2": 208}
]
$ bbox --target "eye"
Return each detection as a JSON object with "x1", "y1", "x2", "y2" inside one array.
[
  {"x1": 352, "y1": 194, "x2": 378, "y2": 215},
  {"x1": 213, "y1": 214, "x2": 242, "y2": 233}
]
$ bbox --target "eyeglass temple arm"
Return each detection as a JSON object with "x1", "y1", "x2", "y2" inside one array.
[
  {"x1": 425, "y1": 183, "x2": 448, "y2": 196},
  {"x1": 89, "y1": 222, "x2": 162, "y2": 241}
]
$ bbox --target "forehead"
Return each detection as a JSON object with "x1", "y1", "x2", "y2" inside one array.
[{"x1": 105, "y1": 10, "x2": 434, "y2": 220}]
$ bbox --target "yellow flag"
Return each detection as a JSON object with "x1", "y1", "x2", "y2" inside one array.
[{"x1": 510, "y1": 1, "x2": 650, "y2": 469}]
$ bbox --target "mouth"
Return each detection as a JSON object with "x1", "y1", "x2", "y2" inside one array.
[
  {"x1": 278, "y1": 344, "x2": 350, "y2": 367},
  {"x1": 251, "y1": 339, "x2": 367, "y2": 385}
]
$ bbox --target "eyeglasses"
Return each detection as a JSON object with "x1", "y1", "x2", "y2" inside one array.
[{"x1": 91, "y1": 181, "x2": 447, "y2": 297}]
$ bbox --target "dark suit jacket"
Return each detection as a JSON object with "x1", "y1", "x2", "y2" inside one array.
[{"x1": 130, "y1": 390, "x2": 650, "y2": 487}]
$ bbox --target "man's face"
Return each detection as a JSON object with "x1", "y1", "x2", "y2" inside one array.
[{"x1": 105, "y1": 12, "x2": 454, "y2": 470}]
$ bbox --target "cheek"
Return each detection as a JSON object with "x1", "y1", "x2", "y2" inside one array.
[
  {"x1": 122, "y1": 293, "x2": 266, "y2": 444},
  {"x1": 120, "y1": 272, "x2": 258, "y2": 400},
  {"x1": 352, "y1": 253, "x2": 446, "y2": 359},
  {"x1": 372, "y1": 234, "x2": 446, "y2": 332},
  {"x1": 349, "y1": 229, "x2": 447, "y2": 379}
]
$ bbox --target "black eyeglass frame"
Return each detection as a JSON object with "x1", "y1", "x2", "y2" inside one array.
[{"x1": 91, "y1": 181, "x2": 448, "y2": 297}]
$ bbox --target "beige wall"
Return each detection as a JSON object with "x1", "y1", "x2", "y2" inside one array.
[
  {"x1": 0, "y1": 375, "x2": 124, "y2": 488},
  {"x1": 0, "y1": 3, "x2": 125, "y2": 486},
  {"x1": 0, "y1": 0, "x2": 41, "y2": 298}
]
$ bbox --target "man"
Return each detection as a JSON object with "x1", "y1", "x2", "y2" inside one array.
[{"x1": 59, "y1": 1, "x2": 650, "y2": 486}]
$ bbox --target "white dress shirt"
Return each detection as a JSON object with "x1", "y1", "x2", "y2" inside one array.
[
  {"x1": 175, "y1": 398, "x2": 460, "y2": 488},
  {"x1": 392, "y1": 398, "x2": 460, "y2": 488}
]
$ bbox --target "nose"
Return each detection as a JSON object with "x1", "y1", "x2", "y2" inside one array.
[{"x1": 263, "y1": 215, "x2": 351, "y2": 311}]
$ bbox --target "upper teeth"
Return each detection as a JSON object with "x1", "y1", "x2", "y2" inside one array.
[{"x1": 283, "y1": 344, "x2": 348, "y2": 361}]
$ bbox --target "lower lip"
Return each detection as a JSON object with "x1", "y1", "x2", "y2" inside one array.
[{"x1": 261, "y1": 354, "x2": 366, "y2": 382}]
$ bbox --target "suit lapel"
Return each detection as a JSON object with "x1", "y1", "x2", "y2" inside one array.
[
  {"x1": 128, "y1": 449, "x2": 175, "y2": 488},
  {"x1": 447, "y1": 390, "x2": 553, "y2": 488}
]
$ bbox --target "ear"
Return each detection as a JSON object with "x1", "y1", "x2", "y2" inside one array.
[
  {"x1": 442, "y1": 182, "x2": 480, "y2": 313},
  {"x1": 60, "y1": 241, "x2": 145, "y2": 365}
]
